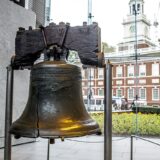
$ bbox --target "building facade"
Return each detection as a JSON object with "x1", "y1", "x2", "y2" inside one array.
[
  {"x1": 112, "y1": 58, "x2": 160, "y2": 107},
  {"x1": 0, "y1": 0, "x2": 36, "y2": 148},
  {"x1": 11, "y1": 0, "x2": 51, "y2": 26},
  {"x1": 118, "y1": 0, "x2": 155, "y2": 51},
  {"x1": 0, "y1": 0, "x2": 52, "y2": 148},
  {"x1": 82, "y1": 0, "x2": 160, "y2": 110},
  {"x1": 27, "y1": 0, "x2": 51, "y2": 26},
  {"x1": 82, "y1": 68, "x2": 105, "y2": 110}
]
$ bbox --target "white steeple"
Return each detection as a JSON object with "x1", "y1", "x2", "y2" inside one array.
[{"x1": 118, "y1": 0, "x2": 154, "y2": 52}]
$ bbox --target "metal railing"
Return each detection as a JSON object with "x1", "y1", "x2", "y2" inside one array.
[
  {"x1": 130, "y1": 135, "x2": 160, "y2": 160},
  {"x1": 105, "y1": 46, "x2": 160, "y2": 59}
]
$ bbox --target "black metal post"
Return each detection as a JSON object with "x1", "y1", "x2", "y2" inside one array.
[
  {"x1": 47, "y1": 139, "x2": 50, "y2": 160},
  {"x1": 130, "y1": 135, "x2": 133, "y2": 160},
  {"x1": 4, "y1": 65, "x2": 14, "y2": 160},
  {"x1": 104, "y1": 61, "x2": 112, "y2": 160}
]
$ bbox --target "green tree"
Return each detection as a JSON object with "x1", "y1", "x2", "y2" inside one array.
[
  {"x1": 102, "y1": 42, "x2": 115, "y2": 53},
  {"x1": 68, "y1": 50, "x2": 78, "y2": 63}
]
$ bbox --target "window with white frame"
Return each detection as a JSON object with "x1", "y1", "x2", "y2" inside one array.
[
  {"x1": 132, "y1": 4, "x2": 135, "y2": 15},
  {"x1": 128, "y1": 88, "x2": 134, "y2": 100},
  {"x1": 139, "y1": 79, "x2": 146, "y2": 84},
  {"x1": 87, "y1": 68, "x2": 94, "y2": 79},
  {"x1": 128, "y1": 65, "x2": 134, "y2": 77},
  {"x1": 91, "y1": 69, "x2": 95, "y2": 79},
  {"x1": 98, "y1": 68, "x2": 104, "y2": 79},
  {"x1": 139, "y1": 64, "x2": 146, "y2": 76},
  {"x1": 128, "y1": 80, "x2": 134, "y2": 84},
  {"x1": 152, "y1": 88, "x2": 159, "y2": 100},
  {"x1": 98, "y1": 88, "x2": 104, "y2": 96},
  {"x1": 116, "y1": 80, "x2": 122, "y2": 85},
  {"x1": 116, "y1": 66, "x2": 122, "y2": 77},
  {"x1": 137, "y1": 4, "x2": 140, "y2": 11},
  {"x1": 139, "y1": 88, "x2": 146, "y2": 100},
  {"x1": 152, "y1": 64, "x2": 159, "y2": 76},
  {"x1": 88, "y1": 89, "x2": 94, "y2": 97},
  {"x1": 89, "y1": 81, "x2": 94, "y2": 86},
  {"x1": 90, "y1": 99, "x2": 95, "y2": 105},
  {"x1": 98, "y1": 81, "x2": 103, "y2": 85},
  {"x1": 116, "y1": 89, "x2": 122, "y2": 97},
  {"x1": 81, "y1": 70, "x2": 85, "y2": 79},
  {"x1": 152, "y1": 79, "x2": 159, "y2": 83}
]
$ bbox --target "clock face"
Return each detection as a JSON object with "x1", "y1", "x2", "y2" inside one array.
[{"x1": 129, "y1": 25, "x2": 135, "y2": 33}]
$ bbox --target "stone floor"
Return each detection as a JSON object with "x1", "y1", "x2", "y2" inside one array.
[{"x1": 0, "y1": 135, "x2": 160, "y2": 160}]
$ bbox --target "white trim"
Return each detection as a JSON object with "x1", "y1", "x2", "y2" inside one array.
[
  {"x1": 139, "y1": 88, "x2": 146, "y2": 100},
  {"x1": 128, "y1": 88, "x2": 134, "y2": 100},
  {"x1": 139, "y1": 64, "x2": 146, "y2": 77},
  {"x1": 116, "y1": 89, "x2": 122, "y2": 97},
  {"x1": 152, "y1": 88, "x2": 159, "y2": 101}
]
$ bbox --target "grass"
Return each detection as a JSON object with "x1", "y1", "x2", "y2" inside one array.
[{"x1": 91, "y1": 112, "x2": 160, "y2": 136}]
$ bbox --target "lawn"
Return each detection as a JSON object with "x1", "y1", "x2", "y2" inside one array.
[{"x1": 91, "y1": 112, "x2": 160, "y2": 136}]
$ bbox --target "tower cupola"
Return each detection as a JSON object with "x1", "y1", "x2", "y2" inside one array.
[
  {"x1": 118, "y1": 0, "x2": 154, "y2": 52},
  {"x1": 129, "y1": 0, "x2": 144, "y2": 15}
]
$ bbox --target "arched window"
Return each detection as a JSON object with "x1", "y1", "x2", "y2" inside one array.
[
  {"x1": 137, "y1": 4, "x2": 140, "y2": 14},
  {"x1": 132, "y1": 4, "x2": 135, "y2": 15}
]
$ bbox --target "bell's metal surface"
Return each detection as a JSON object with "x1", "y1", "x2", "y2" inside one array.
[{"x1": 10, "y1": 60, "x2": 101, "y2": 138}]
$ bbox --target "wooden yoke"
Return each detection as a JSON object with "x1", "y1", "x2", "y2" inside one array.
[{"x1": 12, "y1": 22, "x2": 103, "y2": 68}]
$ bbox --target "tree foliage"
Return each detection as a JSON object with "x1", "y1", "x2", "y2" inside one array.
[{"x1": 102, "y1": 42, "x2": 115, "y2": 53}]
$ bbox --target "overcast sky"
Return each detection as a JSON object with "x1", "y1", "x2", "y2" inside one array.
[{"x1": 50, "y1": 0, "x2": 160, "y2": 46}]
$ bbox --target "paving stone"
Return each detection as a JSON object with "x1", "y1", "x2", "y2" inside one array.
[{"x1": 0, "y1": 136, "x2": 160, "y2": 160}]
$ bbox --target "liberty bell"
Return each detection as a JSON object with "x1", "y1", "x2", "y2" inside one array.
[
  {"x1": 10, "y1": 22, "x2": 103, "y2": 139},
  {"x1": 10, "y1": 47, "x2": 101, "y2": 139}
]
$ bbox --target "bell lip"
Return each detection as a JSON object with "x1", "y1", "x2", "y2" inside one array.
[
  {"x1": 10, "y1": 128, "x2": 38, "y2": 138},
  {"x1": 10, "y1": 119, "x2": 101, "y2": 139},
  {"x1": 10, "y1": 125, "x2": 102, "y2": 139},
  {"x1": 10, "y1": 128, "x2": 101, "y2": 139},
  {"x1": 39, "y1": 127, "x2": 102, "y2": 139}
]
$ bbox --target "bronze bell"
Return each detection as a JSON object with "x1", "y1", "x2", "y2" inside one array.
[{"x1": 10, "y1": 60, "x2": 101, "y2": 139}]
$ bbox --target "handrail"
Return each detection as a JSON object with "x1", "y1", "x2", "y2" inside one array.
[
  {"x1": 105, "y1": 47, "x2": 160, "y2": 58},
  {"x1": 130, "y1": 135, "x2": 160, "y2": 160}
]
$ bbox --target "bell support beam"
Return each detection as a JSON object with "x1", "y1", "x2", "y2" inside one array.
[
  {"x1": 104, "y1": 61, "x2": 112, "y2": 160},
  {"x1": 4, "y1": 65, "x2": 14, "y2": 160},
  {"x1": 12, "y1": 22, "x2": 102, "y2": 68}
]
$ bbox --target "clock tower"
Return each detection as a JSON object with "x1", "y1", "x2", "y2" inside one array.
[{"x1": 118, "y1": 0, "x2": 154, "y2": 51}]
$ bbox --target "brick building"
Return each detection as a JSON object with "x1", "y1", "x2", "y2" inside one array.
[
  {"x1": 82, "y1": 0, "x2": 160, "y2": 110},
  {"x1": 82, "y1": 68, "x2": 104, "y2": 110},
  {"x1": 111, "y1": 58, "x2": 160, "y2": 106}
]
